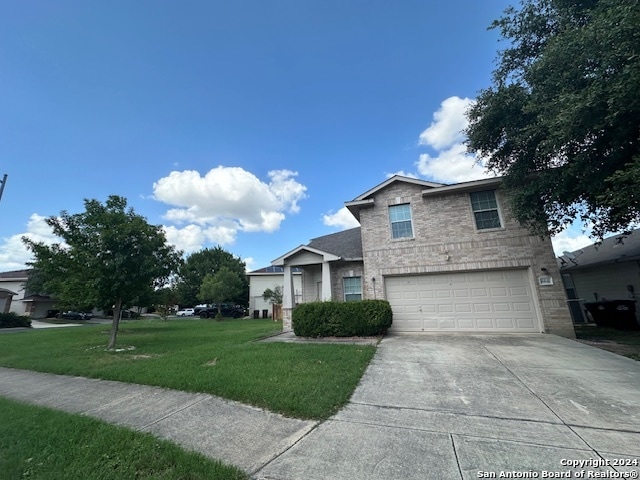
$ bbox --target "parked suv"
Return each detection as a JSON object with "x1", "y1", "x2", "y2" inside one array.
[{"x1": 194, "y1": 304, "x2": 245, "y2": 319}]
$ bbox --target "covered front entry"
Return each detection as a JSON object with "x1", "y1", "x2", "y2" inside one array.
[{"x1": 385, "y1": 269, "x2": 541, "y2": 333}]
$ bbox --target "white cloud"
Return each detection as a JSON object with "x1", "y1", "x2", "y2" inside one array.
[
  {"x1": 0, "y1": 214, "x2": 60, "y2": 271},
  {"x1": 323, "y1": 207, "x2": 360, "y2": 230},
  {"x1": 413, "y1": 96, "x2": 493, "y2": 184},
  {"x1": 419, "y1": 96, "x2": 474, "y2": 150},
  {"x1": 416, "y1": 145, "x2": 490, "y2": 183},
  {"x1": 243, "y1": 257, "x2": 256, "y2": 272},
  {"x1": 163, "y1": 225, "x2": 207, "y2": 254},
  {"x1": 153, "y1": 166, "x2": 307, "y2": 251},
  {"x1": 551, "y1": 229, "x2": 594, "y2": 257}
]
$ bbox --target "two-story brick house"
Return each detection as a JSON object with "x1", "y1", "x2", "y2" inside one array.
[{"x1": 272, "y1": 175, "x2": 575, "y2": 338}]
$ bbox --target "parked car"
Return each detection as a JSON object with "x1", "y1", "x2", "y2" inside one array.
[
  {"x1": 56, "y1": 311, "x2": 92, "y2": 320},
  {"x1": 176, "y1": 308, "x2": 195, "y2": 317},
  {"x1": 194, "y1": 304, "x2": 245, "y2": 319}
]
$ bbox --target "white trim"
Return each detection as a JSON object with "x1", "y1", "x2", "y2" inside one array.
[
  {"x1": 272, "y1": 245, "x2": 340, "y2": 266},
  {"x1": 352, "y1": 175, "x2": 444, "y2": 201},
  {"x1": 422, "y1": 177, "x2": 502, "y2": 197}
]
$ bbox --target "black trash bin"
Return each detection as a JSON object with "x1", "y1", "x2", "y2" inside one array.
[
  {"x1": 262, "y1": 309, "x2": 269, "y2": 319},
  {"x1": 584, "y1": 300, "x2": 638, "y2": 330},
  {"x1": 253, "y1": 310, "x2": 260, "y2": 319}
]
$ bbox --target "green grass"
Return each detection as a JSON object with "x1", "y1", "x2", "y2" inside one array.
[
  {"x1": 0, "y1": 319, "x2": 377, "y2": 419},
  {"x1": 574, "y1": 324, "x2": 640, "y2": 361},
  {"x1": 0, "y1": 396, "x2": 246, "y2": 480}
]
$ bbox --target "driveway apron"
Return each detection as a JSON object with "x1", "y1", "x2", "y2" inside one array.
[{"x1": 255, "y1": 334, "x2": 640, "y2": 480}]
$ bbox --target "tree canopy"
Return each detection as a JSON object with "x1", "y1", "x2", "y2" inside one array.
[
  {"x1": 176, "y1": 246, "x2": 248, "y2": 306},
  {"x1": 197, "y1": 267, "x2": 244, "y2": 317},
  {"x1": 24, "y1": 196, "x2": 182, "y2": 349},
  {"x1": 466, "y1": 0, "x2": 640, "y2": 238}
]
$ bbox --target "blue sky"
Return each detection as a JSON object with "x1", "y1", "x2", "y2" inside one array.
[{"x1": 0, "y1": 0, "x2": 594, "y2": 273}]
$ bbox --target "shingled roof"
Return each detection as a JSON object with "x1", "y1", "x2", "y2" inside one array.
[
  {"x1": 307, "y1": 227, "x2": 362, "y2": 260},
  {"x1": 0, "y1": 269, "x2": 31, "y2": 280},
  {"x1": 560, "y1": 229, "x2": 640, "y2": 271}
]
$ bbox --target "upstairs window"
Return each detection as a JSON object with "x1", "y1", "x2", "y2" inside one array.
[
  {"x1": 389, "y1": 204, "x2": 413, "y2": 239},
  {"x1": 343, "y1": 277, "x2": 362, "y2": 302},
  {"x1": 470, "y1": 190, "x2": 502, "y2": 230}
]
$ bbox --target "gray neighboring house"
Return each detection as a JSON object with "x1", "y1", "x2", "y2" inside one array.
[
  {"x1": 273, "y1": 175, "x2": 575, "y2": 338},
  {"x1": 559, "y1": 229, "x2": 640, "y2": 324}
]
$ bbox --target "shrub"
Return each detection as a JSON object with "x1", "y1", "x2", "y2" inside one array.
[
  {"x1": 293, "y1": 300, "x2": 392, "y2": 337},
  {"x1": 0, "y1": 312, "x2": 32, "y2": 329}
]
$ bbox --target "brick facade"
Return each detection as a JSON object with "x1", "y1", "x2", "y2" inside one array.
[
  {"x1": 276, "y1": 177, "x2": 575, "y2": 338},
  {"x1": 355, "y1": 181, "x2": 574, "y2": 337}
]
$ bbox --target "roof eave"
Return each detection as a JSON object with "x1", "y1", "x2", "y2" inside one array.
[
  {"x1": 344, "y1": 199, "x2": 374, "y2": 222},
  {"x1": 560, "y1": 255, "x2": 640, "y2": 272},
  {"x1": 352, "y1": 175, "x2": 444, "y2": 202},
  {"x1": 421, "y1": 177, "x2": 503, "y2": 197},
  {"x1": 272, "y1": 245, "x2": 341, "y2": 266}
]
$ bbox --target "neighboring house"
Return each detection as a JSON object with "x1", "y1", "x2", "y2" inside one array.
[
  {"x1": 0, "y1": 269, "x2": 55, "y2": 318},
  {"x1": 273, "y1": 175, "x2": 574, "y2": 337},
  {"x1": 247, "y1": 266, "x2": 302, "y2": 316},
  {"x1": 559, "y1": 229, "x2": 640, "y2": 324}
]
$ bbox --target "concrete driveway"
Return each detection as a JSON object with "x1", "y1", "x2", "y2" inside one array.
[{"x1": 256, "y1": 334, "x2": 640, "y2": 480}]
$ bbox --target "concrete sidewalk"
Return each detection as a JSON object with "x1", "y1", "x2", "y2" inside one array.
[
  {"x1": 1, "y1": 334, "x2": 639, "y2": 479},
  {"x1": 0, "y1": 367, "x2": 316, "y2": 475}
]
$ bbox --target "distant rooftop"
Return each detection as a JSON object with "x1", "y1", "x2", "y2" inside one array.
[
  {"x1": 559, "y1": 229, "x2": 640, "y2": 271},
  {"x1": 0, "y1": 269, "x2": 31, "y2": 280},
  {"x1": 248, "y1": 266, "x2": 302, "y2": 275}
]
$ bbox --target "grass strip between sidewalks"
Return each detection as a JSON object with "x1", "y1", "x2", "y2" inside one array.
[
  {"x1": 0, "y1": 396, "x2": 246, "y2": 480},
  {"x1": 0, "y1": 318, "x2": 377, "y2": 420}
]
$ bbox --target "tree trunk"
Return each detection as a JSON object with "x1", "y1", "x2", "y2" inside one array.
[{"x1": 107, "y1": 298, "x2": 122, "y2": 350}]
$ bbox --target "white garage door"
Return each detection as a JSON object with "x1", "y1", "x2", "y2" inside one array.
[{"x1": 385, "y1": 269, "x2": 540, "y2": 332}]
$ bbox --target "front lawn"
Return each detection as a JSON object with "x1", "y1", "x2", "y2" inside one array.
[
  {"x1": 0, "y1": 396, "x2": 246, "y2": 480},
  {"x1": 0, "y1": 319, "x2": 376, "y2": 419}
]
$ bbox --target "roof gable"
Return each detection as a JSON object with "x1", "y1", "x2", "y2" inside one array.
[
  {"x1": 351, "y1": 175, "x2": 444, "y2": 202},
  {"x1": 271, "y1": 227, "x2": 363, "y2": 266}
]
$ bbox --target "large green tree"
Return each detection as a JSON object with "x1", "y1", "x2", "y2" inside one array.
[
  {"x1": 197, "y1": 267, "x2": 244, "y2": 318},
  {"x1": 466, "y1": 0, "x2": 640, "y2": 238},
  {"x1": 176, "y1": 246, "x2": 248, "y2": 307},
  {"x1": 24, "y1": 196, "x2": 182, "y2": 349}
]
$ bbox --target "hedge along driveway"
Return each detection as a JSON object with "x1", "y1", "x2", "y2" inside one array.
[
  {"x1": 0, "y1": 319, "x2": 377, "y2": 420},
  {"x1": 293, "y1": 300, "x2": 393, "y2": 337}
]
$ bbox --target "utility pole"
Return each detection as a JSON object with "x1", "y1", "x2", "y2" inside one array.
[{"x1": 0, "y1": 174, "x2": 6, "y2": 205}]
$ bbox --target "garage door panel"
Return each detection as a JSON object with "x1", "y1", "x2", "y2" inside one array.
[
  {"x1": 438, "y1": 304, "x2": 454, "y2": 313},
  {"x1": 517, "y1": 318, "x2": 536, "y2": 328},
  {"x1": 476, "y1": 318, "x2": 495, "y2": 328},
  {"x1": 438, "y1": 318, "x2": 456, "y2": 328},
  {"x1": 422, "y1": 304, "x2": 436, "y2": 313},
  {"x1": 403, "y1": 290, "x2": 419, "y2": 300},
  {"x1": 457, "y1": 318, "x2": 475, "y2": 329},
  {"x1": 474, "y1": 304, "x2": 491, "y2": 313},
  {"x1": 510, "y1": 286, "x2": 528, "y2": 296},
  {"x1": 496, "y1": 318, "x2": 517, "y2": 329},
  {"x1": 455, "y1": 304, "x2": 472, "y2": 313},
  {"x1": 489, "y1": 287, "x2": 508, "y2": 296},
  {"x1": 513, "y1": 303, "x2": 532, "y2": 312},
  {"x1": 386, "y1": 269, "x2": 539, "y2": 333}
]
